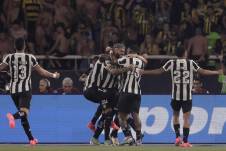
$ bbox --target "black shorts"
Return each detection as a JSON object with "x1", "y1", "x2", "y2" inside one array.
[
  {"x1": 11, "y1": 91, "x2": 32, "y2": 109},
  {"x1": 118, "y1": 93, "x2": 141, "y2": 114},
  {"x1": 171, "y1": 100, "x2": 192, "y2": 113},
  {"x1": 83, "y1": 87, "x2": 117, "y2": 109}
]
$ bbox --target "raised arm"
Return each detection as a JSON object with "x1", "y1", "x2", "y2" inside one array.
[
  {"x1": 197, "y1": 68, "x2": 221, "y2": 76},
  {"x1": 33, "y1": 65, "x2": 60, "y2": 78},
  {"x1": 141, "y1": 68, "x2": 165, "y2": 75},
  {"x1": 0, "y1": 63, "x2": 8, "y2": 71},
  {"x1": 127, "y1": 54, "x2": 148, "y2": 64},
  {"x1": 105, "y1": 64, "x2": 133, "y2": 75}
]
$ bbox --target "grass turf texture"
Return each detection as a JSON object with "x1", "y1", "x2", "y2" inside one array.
[{"x1": 0, "y1": 144, "x2": 225, "y2": 151}]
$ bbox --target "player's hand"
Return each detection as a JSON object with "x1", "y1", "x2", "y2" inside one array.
[
  {"x1": 127, "y1": 54, "x2": 138, "y2": 58},
  {"x1": 136, "y1": 68, "x2": 144, "y2": 75},
  {"x1": 125, "y1": 64, "x2": 135, "y2": 71},
  {"x1": 53, "y1": 72, "x2": 60, "y2": 79}
]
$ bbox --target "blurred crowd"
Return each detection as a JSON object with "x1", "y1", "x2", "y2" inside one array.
[{"x1": 0, "y1": 0, "x2": 226, "y2": 69}]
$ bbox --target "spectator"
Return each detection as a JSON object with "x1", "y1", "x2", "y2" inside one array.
[
  {"x1": 112, "y1": 0, "x2": 126, "y2": 31},
  {"x1": 155, "y1": 0, "x2": 171, "y2": 24},
  {"x1": 38, "y1": 79, "x2": 52, "y2": 94},
  {"x1": 9, "y1": 20, "x2": 27, "y2": 40},
  {"x1": 0, "y1": 31, "x2": 12, "y2": 60},
  {"x1": 35, "y1": 10, "x2": 54, "y2": 54},
  {"x1": 4, "y1": 0, "x2": 21, "y2": 26},
  {"x1": 140, "y1": 34, "x2": 160, "y2": 55},
  {"x1": 83, "y1": 0, "x2": 100, "y2": 25},
  {"x1": 197, "y1": 4, "x2": 223, "y2": 34},
  {"x1": 192, "y1": 79, "x2": 210, "y2": 94},
  {"x1": 72, "y1": 23, "x2": 94, "y2": 56},
  {"x1": 48, "y1": 23, "x2": 69, "y2": 56},
  {"x1": 21, "y1": 0, "x2": 43, "y2": 52},
  {"x1": 100, "y1": 19, "x2": 119, "y2": 51},
  {"x1": 187, "y1": 28, "x2": 208, "y2": 67},
  {"x1": 55, "y1": 77, "x2": 79, "y2": 94},
  {"x1": 53, "y1": 0, "x2": 74, "y2": 28}
]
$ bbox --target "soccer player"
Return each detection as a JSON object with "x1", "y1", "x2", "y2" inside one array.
[
  {"x1": 84, "y1": 43, "x2": 132, "y2": 145},
  {"x1": 0, "y1": 38, "x2": 60, "y2": 145},
  {"x1": 117, "y1": 47, "x2": 146, "y2": 146},
  {"x1": 141, "y1": 46, "x2": 221, "y2": 147}
]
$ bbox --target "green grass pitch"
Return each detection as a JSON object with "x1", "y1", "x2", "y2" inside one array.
[{"x1": 0, "y1": 144, "x2": 225, "y2": 151}]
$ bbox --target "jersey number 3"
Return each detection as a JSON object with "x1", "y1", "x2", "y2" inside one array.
[{"x1": 14, "y1": 65, "x2": 27, "y2": 80}]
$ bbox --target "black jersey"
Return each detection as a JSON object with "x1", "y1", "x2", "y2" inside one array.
[{"x1": 3, "y1": 53, "x2": 38, "y2": 94}]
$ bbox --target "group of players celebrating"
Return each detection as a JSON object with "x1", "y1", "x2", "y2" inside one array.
[
  {"x1": 0, "y1": 38, "x2": 221, "y2": 147},
  {"x1": 83, "y1": 43, "x2": 221, "y2": 147},
  {"x1": 83, "y1": 43, "x2": 146, "y2": 146}
]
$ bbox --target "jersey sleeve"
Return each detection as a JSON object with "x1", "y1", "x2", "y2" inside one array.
[
  {"x1": 191, "y1": 60, "x2": 200, "y2": 72},
  {"x1": 162, "y1": 60, "x2": 172, "y2": 71},
  {"x1": 31, "y1": 55, "x2": 38, "y2": 67},
  {"x1": 2, "y1": 54, "x2": 10, "y2": 65}
]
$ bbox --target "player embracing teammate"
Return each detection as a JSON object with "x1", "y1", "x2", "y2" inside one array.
[{"x1": 83, "y1": 44, "x2": 147, "y2": 146}]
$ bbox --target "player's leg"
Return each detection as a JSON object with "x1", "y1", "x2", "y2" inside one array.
[
  {"x1": 118, "y1": 93, "x2": 134, "y2": 145},
  {"x1": 127, "y1": 115, "x2": 136, "y2": 130},
  {"x1": 170, "y1": 100, "x2": 182, "y2": 146},
  {"x1": 84, "y1": 88, "x2": 103, "y2": 132},
  {"x1": 110, "y1": 93, "x2": 120, "y2": 145},
  {"x1": 110, "y1": 114, "x2": 120, "y2": 145},
  {"x1": 102, "y1": 104, "x2": 114, "y2": 145},
  {"x1": 87, "y1": 105, "x2": 102, "y2": 132},
  {"x1": 131, "y1": 94, "x2": 142, "y2": 145},
  {"x1": 180, "y1": 100, "x2": 192, "y2": 147},
  {"x1": 7, "y1": 94, "x2": 20, "y2": 128},
  {"x1": 90, "y1": 116, "x2": 104, "y2": 145},
  {"x1": 19, "y1": 92, "x2": 37, "y2": 145}
]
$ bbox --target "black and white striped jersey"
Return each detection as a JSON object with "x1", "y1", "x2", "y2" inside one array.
[
  {"x1": 84, "y1": 58, "x2": 118, "y2": 90},
  {"x1": 118, "y1": 56, "x2": 145, "y2": 95},
  {"x1": 163, "y1": 59, "x2": 200, "y2": 101},
  {"x1": 2, "y1": 53, "x2": 38, "y2": 94}
]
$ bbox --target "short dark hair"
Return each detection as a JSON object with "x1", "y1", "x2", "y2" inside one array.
[
  {"x1": 175, "y1": 46, "x2": 186, "y2": 57},
  {"x1": 127, "y1": 45, "x2": 139, "y2": 54},
  {"x1": 113, "y1": 43, "x2": 125, "y2": 49},
  {"x1": 14, "y1": 38, "x2": 25, "y2": 51}
]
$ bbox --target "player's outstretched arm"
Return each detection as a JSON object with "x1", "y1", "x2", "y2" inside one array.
[
  {"x1": 0, "y1": 63, "x2": 8, "y2": 71},
  {"x1": 105, "y1": 64, "x2": 134, "y2": 75},
  {"x1": 127, "y1": 54, "x2": 148, "y2": 64},
  {"x1": 141, "y1": 68, "x2": 165, "y2": 75},
  {"x1": 198, "y1": 68, "x2": 222, "y2": 76},
  {"x1": 34, "y1": 65, "x2": 60, "y2": 79}
]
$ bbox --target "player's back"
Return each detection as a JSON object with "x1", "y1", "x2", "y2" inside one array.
[
  {"x1": 3, "y1": 53, "x2": 38, "y2": 94},
  {"x1": 163, "y1": 59, "x2": 200, "y2": 101},
  {"x1": 118, "y1": 56, "x2": 145, "y2": 95}
]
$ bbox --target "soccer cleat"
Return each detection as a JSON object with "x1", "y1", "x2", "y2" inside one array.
[
  {"x1": 111, "y1": 137, "x2": 119, "y2": 146},
  {"x1": 6, "y1": 113, "x2": 15, "y2": 128},
  {"x1": 180, "y1": 142, "x2": 192, "y2": 148},
  {"x1": 111, "y1": 122, "x2": 119, "y2": 130},
  {"x1": 30, "y1": 138, "x2": 38, "y2": 145},
  {"x1": 104, "y1": 140, "x2": 112, "y2": 146},
  {"x1": 90, "y1": 137, "x2": 100, "y2": 145},
  {"x1": 120, "y1": 136, "x2": 135, "y2": 146},
  {"x1": 87, "y1": 122, "x2": 96, "y2": 132},
  {"x1": 175, "y1": 137, "x2": 182, "y2": 146},
  {"x1": 136, "y1": 139, "x2": 142, "y2": 146}
]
